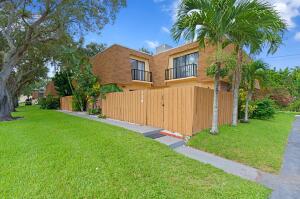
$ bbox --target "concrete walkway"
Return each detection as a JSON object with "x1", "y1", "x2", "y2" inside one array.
[
  {"x1": 175, "y1": 146, "x2": 279, "y2": 189},
  {"x1": 270, "y1": 116, "x2": 300, "y2": 199},
  {"x1": 59, "y1": 110, "x2": 300, "y2": 195},
  {"x1": 59, "y1": 110, "x2": 163, "y2": 135}
]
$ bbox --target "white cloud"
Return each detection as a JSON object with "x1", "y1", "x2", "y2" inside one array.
[
  {"x1": 161, "y1": 26, "x2": 170, "y2": 33},
  {"x1": 159, "y1": 0, "x2": 181, "y2": 22},
  {"x1": 167, "y1": 0, "x2": 300, "y2": 28},
  {"x1": 268, "y1": 0, "x2": 300, "y2": 28},
  {"x1": 294, "y1": 32, "x2": 300, "y2": 41},
  {"x1": 171, "y1": 0, "x2": 181, "y2": 22},
  {"x1": 145, "y1": 40, "x2": 160, "y2": 49}
]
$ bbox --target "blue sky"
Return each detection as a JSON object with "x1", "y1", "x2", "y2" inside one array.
[{"x1": 85, "y1": 0, "x2": 300, "y2": 70}]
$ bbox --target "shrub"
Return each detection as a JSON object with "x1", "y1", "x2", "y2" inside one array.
[
  {"x1": 287, "y1": 99, "x2": 300, "y2": 112},
  {"x1": 238, "y1": 89, "x2": 257, "y2": 119},
  {"x1": 72, "y1": 93, "x2": 87, "y2": 111},
  {"x1": 98, "y1": 113, "x2": 106, "y2": 119},
  {"x1": 252, "y1": 99, "x2": 276, "y2": 120},
  {"x1": 254, "y1": 88, "x2": 293, "y2": 108},
  {"x1": 39, "y1": 95, "x2": 60, "y2": 109},
  {"x1": 88, "y1": 108, "x2": 100, "y2": 115}
]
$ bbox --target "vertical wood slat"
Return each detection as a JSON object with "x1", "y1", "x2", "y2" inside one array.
[
  {"x1": 102, "y1": 86, "x2": 233, "y2": 136},
  {"x1": 60, "y1": 96, "x2": 73, "y2": 111},
  {"x1": 192, "y1": 87, "x2": 233, "y2": 134}
]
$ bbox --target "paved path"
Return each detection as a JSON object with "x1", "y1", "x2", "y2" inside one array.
[
  {"x1": 270, "y1": 116, "x2": 300, "y2": 199},
  {"x1": 175, "y1": 145, "x2": 279, "y2": 189},
  {"x1": 59, "y1": 110, "x2": 300, "y2": 196},
  {"x1": 58, "y1": 110, "x2": 162, "y2": 135}
]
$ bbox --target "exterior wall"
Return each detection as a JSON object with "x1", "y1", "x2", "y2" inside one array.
[
  {"x1": 152, "y1": 42, "x2": 234, "y2": 88},
  {"x1": 45, "y1": 81, "x2": 58, "y2": 96},
  {"x1": 91, "y1": 42, "x2": 234, "y2": 90},
  {"x1": 117, "y1": 82, "x2": 152, "y2": 92},
  {"x1": 32, "y1": 91, "x2": 39, "y2": 99},
  {"x1": 152, "y1": 42, "x2": 200, "y2": 87},
  {"x1": 90, "y1": 45, "x2": 153, "y2": 86}
]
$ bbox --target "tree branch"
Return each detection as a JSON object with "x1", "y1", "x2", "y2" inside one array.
[{"x1": 2, "y1": 6, "x2": 16, "y2": 51}]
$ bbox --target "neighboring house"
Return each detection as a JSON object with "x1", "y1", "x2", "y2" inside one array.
[
  {"x1": 31, "y1": 88, "x2": 45, "y2": 100},
  {"x1": 45, "y1": 81, "x2": 58, "y2": 96},
  {"x1": 90, "y1": 41, "x2": 233, "y2": 91}
]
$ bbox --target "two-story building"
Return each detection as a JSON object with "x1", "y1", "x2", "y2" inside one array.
[{"x1": 90, "y1": 41, "x2": 233, "y2": 92}]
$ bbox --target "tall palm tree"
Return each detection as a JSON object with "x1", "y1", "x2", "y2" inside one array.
[
  {"x1": 172, "y1": 0, "x2": 237, "y2": 134},
  {"x1": 229, "y1": 1, "x2": 286, "y2": 126},
  {"x1": 242, "y1": 60, "x2": 267, "y2": 122}
]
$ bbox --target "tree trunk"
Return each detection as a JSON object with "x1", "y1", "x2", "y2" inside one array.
[
  {"x1": 11, "y1": 93, "x2": 19, "y2": 112},
  {"x1": 0, "y1": 79, "x2": 13, "y2": 121},
  {"x1": 232, "y1": 48, "x2": 243, "y2": 126},
  {"x1": 244, "y1": 90, "x2": 253, "y2": 122},
  {"x1": 210, "y1": 63, "x2": 220, "y2": 135}
]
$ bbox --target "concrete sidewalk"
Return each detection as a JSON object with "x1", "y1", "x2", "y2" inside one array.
[
  {"x1": 59, "y1": 110, "x2": 162, "y2": 135},
  {"x1": 175, "y1": 145, "x2": 279, "y2": 189}
]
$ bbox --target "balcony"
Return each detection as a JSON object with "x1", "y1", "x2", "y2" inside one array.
[
  {"x1": 165, "y1": 64, "x2": 198, "y2": 80},
  {"x1": 131, "y1": 69, "x2": 152, "y2": 82}
]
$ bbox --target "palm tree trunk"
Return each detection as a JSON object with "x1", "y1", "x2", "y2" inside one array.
[
  {"x1": 244, "y1": 90, "x2": 253, "y2": 122},
  {"x1": 210, "y1": 63, "x2": 220, "y2": 134},
  {"x1": 232, "y1": 47, "x2": 243, "y2": 126}
]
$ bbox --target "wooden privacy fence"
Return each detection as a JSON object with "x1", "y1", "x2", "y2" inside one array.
[
  {"x1": 60, "y1": 96, "x2": 73, "y2": 111},
  {"x1": 102, "y1": 86, "x2": 233, "y2": 136}
]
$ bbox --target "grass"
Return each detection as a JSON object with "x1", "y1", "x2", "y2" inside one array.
[
  {"x1": 188, "y1": 112, "x2": 296, "y2": 173},
  {"x1": 0, "y1": 106, "x2": 270, "y2": 198}
]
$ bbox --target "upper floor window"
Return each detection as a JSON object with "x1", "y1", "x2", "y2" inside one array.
[
  {"x1": 131, "y1": 59, "x2": 145, "y2": 71},
  {"x1": 173, "y1": 52, "x2": 199, "y2": 68},
  {"x1": 130, "y1": 58, "x2": 152, "y2": 82}
]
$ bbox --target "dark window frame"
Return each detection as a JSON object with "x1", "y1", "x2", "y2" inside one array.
[
  {"x1": 173, "y1": 52, "x2": 199, "y2": 68},
  {"x1": 130, "y1": 59, "x2": 146, "y2": 71}
]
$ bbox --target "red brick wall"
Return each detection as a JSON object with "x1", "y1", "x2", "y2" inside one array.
[
  {"x1": 90, "y1": 45, "x2": 153, "y2": 85},
  {"x1": 90, "y1": 42, "x2": 235, "y2": 88},
  {"x1": 45, "y1": 81, "x2": 58, "y2": 96}
]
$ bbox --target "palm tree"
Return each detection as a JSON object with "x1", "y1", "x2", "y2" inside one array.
[
  {"x1": 242, "y1": 60, "x2": 267, "y2": 122},
  {"x1": 172, "y1": 0, "x2": 237, "y2": 134},
  {"x1": 172, "y1": 0, "x2": 286, "y2": 133},
  {"x1": 229, "y1": 1, "x2": 286, "y2": 126}
]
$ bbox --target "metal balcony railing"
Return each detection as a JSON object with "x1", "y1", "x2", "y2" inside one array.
[
  {"x1": 165, "y1": 64, "x2": 197, "y2": 80},
  {"x1": 131, "y1": 69, "x2": 152, "y2": 82}
]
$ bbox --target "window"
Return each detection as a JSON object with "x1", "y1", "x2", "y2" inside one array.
[
  {"x1": 172, "y1": 52, "x2": 199, "y2": 78},
  {"x1": 173, "y1": 52, "x2": 199, "y2": 68},
  {"x1": 131, "y1": 59, "x2": 145, "y2": 71},
  {"x1": 131, "y1": 59, "x2": 146, "y2": 81}
]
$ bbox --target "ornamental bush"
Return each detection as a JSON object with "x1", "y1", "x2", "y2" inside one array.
[
  {"x1": 287, "y1": 99, "x2": 300, "y2": 112},
  {"x1": 252, "y1": 99, "x2": 276, "y2": 120},
  {"x1": 39, "y1": 95, "x2": 60, "y2": 109}
]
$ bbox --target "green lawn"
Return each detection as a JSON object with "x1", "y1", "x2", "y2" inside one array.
[
  {"x1": 0, "y1": 106, "x2": 269, "y2": 198},
  {"x1": 188, "y1": 112, "x2": 295, "y2": 173}
]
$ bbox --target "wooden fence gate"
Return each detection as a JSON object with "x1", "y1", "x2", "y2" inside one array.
[
  {"x1": 60, "y1": 96, "x2": 73, "y2": 111},
  {"x1": 102, "y1": 86, "x2": 233, "y2": 136}
]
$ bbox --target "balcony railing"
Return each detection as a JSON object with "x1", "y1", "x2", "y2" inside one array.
[
  {"x1": 165, "y1": 64, "x2": 198, "y2": 80},
  {"x1": 131, "y1": 69, "x2": 152, "y2": 82}
]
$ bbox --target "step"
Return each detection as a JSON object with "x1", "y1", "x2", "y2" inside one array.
[
  {"x1": 155, "y1": 136, "x2": 185, "y2": 149},
  {"x1": 145, "y1": 132, "x2": 166, "y2": 139},
  {"x1": 142, "y1": 128, "x2": 164, "y2": 137}
]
